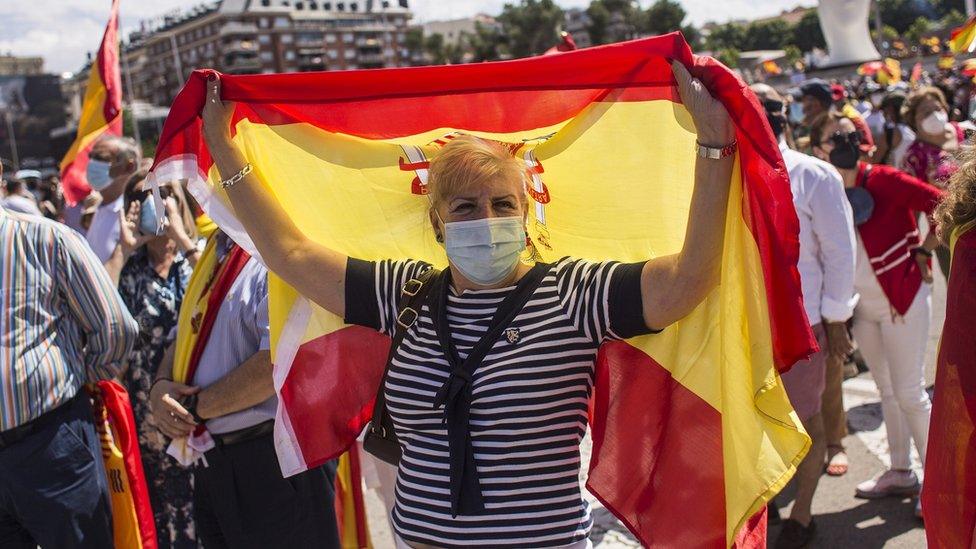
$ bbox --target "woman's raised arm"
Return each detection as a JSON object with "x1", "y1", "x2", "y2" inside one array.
[
  {"x1": 639, "y1": 61, "x2": 735, "y2": 331},
  {"x1": 201, "y1": 76, "x2": 348, "y2": 316}
]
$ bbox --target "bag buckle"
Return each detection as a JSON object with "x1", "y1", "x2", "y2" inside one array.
[
  {"x1": 396, "y1": 307, "x2": 418, "y2": 329},
  {"x1": 369, "y1": 423, "x2": 387, "y2": 438},
  {"x1": 401, "y1": 278, "x2": 423, "y2": 297}
]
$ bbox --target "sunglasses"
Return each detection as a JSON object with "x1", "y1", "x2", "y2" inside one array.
[{"x1": 127, "y1": 186, "x2": 172, "y2": 204}]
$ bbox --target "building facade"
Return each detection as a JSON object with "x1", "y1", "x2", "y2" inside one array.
[
  {"x1": 0, "y1": 55, "x2": 44, "y2": 77},
  {"x1": 109, "y1": 0, "x2": 412, "y2": 107}
]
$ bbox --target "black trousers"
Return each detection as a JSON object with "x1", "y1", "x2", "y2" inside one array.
[
  {"x1": 194, "y1": 429, "x2": 340, "y2": 549},
  {"x1": 0, "y1": 393, "x2": 113, "y2": 549}
]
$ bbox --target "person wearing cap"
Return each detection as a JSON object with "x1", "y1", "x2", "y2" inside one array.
[{"x1": 799, "y1": 79, "x2": 876, "y2": 158}]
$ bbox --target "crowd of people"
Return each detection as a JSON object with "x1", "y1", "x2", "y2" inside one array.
[{"x1": 0, "y1": 58, "x2": 973, "y2": 549}]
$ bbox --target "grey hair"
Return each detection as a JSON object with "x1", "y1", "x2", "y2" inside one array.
[{"x1": 98, "y1": 135, "x2": 141, "y2": 164}]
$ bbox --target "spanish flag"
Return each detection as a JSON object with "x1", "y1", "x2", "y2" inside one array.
[
  {"x1": 950, "y1": 15, "x2": 976, "y2": 53},
  {"x1": 922, "y1": 221, "x2": 976, "y2": 548},
  {"x1": 59, "y1": 0, "x2": 123, "y2": 205},
  {"x1": 149, "y1": 33, "x2": 814, "y2": 547}
]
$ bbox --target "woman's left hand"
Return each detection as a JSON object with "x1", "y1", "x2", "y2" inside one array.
[
  {"x1": 162, "y1": 196, "x2": 187, "y2": 241},
  {"x1": 670, "y1": 60, "x2": 734, "y2": 146}
]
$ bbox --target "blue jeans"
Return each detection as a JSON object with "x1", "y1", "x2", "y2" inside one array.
[{"x1": 0, "y1": 392, "x2": 113, "y2": 548}]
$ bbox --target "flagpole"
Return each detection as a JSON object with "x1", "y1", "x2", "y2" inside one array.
[
  {"x1": 4, "y1": 111, "x2": 19, "y2": 171},
  {"x1": 169, "y1": 33, "x2": 185, "y2": 87},
  {"x1": 121, "y1": 47, "x2": 142, "y2": 148}
]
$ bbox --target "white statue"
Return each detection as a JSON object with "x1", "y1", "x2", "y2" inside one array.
[{"x1": 818, "y1": 0, "x2": 881, "y2": 67}]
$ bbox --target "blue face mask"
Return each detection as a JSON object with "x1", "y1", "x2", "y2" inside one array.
[
  {"x1": 788, "y1": 102, "x2": 805, "y2": 125},
  {"x1": 86, "y1": 159, "x2": 113, "y2": 191},
  {"x1": 139, "y1": 196, "x2": 164, "y2": 236},
  {"x1": 442, "y1": 216, "x2": 527, "y2": 286}
]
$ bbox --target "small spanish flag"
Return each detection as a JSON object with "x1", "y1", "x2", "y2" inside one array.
[
  {"x1": 877, "y1": 57, "x2": 902, "y2": 86},
  {"x1": 762, "y1": 60, "x2": 782, "y2": 75},
  {"x1": 58, "y1": 0, "x2": 123, "y2": 206},
  {"x1": 910, "y1": 62, "x2": 923, "y2": 85},
  {"x1": 939, "y1": 53, "x2": 957, "y2": 70},
  {"x1": 950, "y1": 15, "x2": 976, "y2": 53}
]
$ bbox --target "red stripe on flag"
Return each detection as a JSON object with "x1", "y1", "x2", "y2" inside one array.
[
  {"x1": 587, "y1": 341, "x2": 726, "y2": 548},
  {"x1": 278, "y1": 327, "x2": 391, "y2": 468}
]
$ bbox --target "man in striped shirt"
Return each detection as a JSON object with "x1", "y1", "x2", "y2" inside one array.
[{"x1": 0, "y1": 161, "x2": 139, "y2": 548}]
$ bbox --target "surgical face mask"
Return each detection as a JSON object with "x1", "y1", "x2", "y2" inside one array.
[
  {"x1": 442, "y1": 216, "x2": 526, "y2": 286},
  {"x1": 86, "y1": 159, "x2": 113, "y2": 191},
  {"x1": 827, "y1": 131, "x2": 861, "y2": 170},
  {"x1": 788, "y1": 102, "x2": 805, "y2": 125},
  {"x1": 920, "y1": 110, "x2": 948, "y2": 135},
  {"x1": 139, "y1": 196, "x2": 164, "y2": 236}
]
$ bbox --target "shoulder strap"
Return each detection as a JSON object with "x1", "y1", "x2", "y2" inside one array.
[
  {"x1": 369, "y1": 265, "x2": 440, "y2": 430},
  {"x1": 432, "y1": 262, "x2": 551, "y2": 374}
]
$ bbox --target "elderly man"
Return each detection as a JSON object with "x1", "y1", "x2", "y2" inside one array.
[
  {"x1": 753, "y1": 84, "x2": 858, "y2": 549},
  {"x1": 149, "y1": 229, "x2": 340, "y2": 548},
  {"x1": 84, "y1": 135, "x2": 140, "y2": 263},
  {"x1": 0, "y1": 162, "x2": 139, "y2": 548}
]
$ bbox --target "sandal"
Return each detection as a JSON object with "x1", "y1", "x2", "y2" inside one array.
[{"x1": 825, "y1": 445, "x2": 848, "y2": 477}]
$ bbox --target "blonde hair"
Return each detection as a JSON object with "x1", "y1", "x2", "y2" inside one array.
[
  {"x1": 427, "y1": 135, "x2": 526, "y2": 208},
  {"x1": 935, "y1": 148, "x2": 976, "y2": 242},
  {"x1": 901, "y1": 86, "x2": 949, "y2": 133}
]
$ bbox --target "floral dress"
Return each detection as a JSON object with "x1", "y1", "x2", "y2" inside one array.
[{"x1": 119, "y1": 249, "x2": 196, "y2": 548}]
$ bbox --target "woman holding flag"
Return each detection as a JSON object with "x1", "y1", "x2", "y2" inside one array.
[{"x1": 198, "y1": 58, "x2": 734, "y2": 548}]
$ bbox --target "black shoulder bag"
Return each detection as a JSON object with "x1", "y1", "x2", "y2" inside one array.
[{"x1": 363, "y1": 266, "x2": 440, "y2": 465}]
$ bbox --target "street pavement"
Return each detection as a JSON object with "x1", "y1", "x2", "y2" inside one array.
[{"x1": 363, "y1": 273, "x2": 947, "y2": 548}]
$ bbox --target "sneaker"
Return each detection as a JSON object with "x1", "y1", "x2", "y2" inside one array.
[
  {"x1": 855, "y1": 469, "x2": 920, "y2": 499},
  {"x1": 774, "y1": 518, "x2": 817, "y2": 549}
]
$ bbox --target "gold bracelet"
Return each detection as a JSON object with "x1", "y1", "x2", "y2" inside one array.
[{"x1": 219, "y1": 163, "x2": 253, "y2": 189}]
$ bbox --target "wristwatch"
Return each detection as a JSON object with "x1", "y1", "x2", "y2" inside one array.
[
  {"x1": 695, "y1": 140, "x2": 738, "y2": 160},
  {"x1": 182, "y1": 393, "x2": 205, "y2": 424}
]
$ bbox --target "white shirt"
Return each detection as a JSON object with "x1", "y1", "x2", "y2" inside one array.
[
  {"x1": 865, "y1": 109, "x2": 885, "y2": 138},
  {"x1": 780, "y1": 140, "x2": 858, "y2": 325},
  {"x1": 1, "y1": 195, "x2": 41, "y2": 216},
  {"x1": 85, "y1": 195, "x2": 123, "y2": 263}
]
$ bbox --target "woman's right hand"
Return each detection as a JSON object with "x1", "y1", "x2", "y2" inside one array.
[
  {"x1": 201, "y1": 76, "x2": 237, "y2": 155},
  {"x1": 118, "y1": 200, "x2": 151, "y2": 259}
]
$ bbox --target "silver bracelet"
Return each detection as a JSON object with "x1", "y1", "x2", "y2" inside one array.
[{"x1": 220, "y1": 163, "x2": 253, "y2": 189}]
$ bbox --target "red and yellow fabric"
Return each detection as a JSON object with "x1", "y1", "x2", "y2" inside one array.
[
  {"x1": 910, "y1": 62, "x2": 924, "y2": 86},
  {"x1": 922, "y1": 221, "x2": 976, "y2": 549},
  {"x1": 149, "y1": 33, "x2": 815, "y2": 547},
  {"x1": 90, "y1": 380, "x2": 157, "y2": 549},
  {"x1": 878, "y1": 58, "x2": 902, "y2": 86},
  {"x1": 939, "y1": 53, "x2": 957, "y2": 70},
  {"x1": 950, "y1": 15, "x2": 976, "y2": 53},
  {"x1": 334, "y1": 445, "x2": 372, "y2": 549},
  {"x1": 58, "y1": 0, "x2": 123, "y2": 206}
]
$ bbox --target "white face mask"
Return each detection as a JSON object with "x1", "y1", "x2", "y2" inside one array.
[
  {"x1": 86, "y1": 159, "x2": 113, "y2": 191},
  {"x1": 920, "y1": 110, "x2": 948, "y2": 135},
  {"x1": 442, "y1": 216, "x2": 526, "y2": 286}
]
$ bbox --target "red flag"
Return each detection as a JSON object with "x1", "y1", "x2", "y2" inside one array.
[
  {"x1": 923, "y1": 224, "x2": 976, "y2": 548},
  {"x1": 58, "y1": 0, "x2": 123, "y2": 205}
]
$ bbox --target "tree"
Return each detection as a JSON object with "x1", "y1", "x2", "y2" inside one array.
[
  {"x1": 681, "y1": 24, "x2": 702, "y2": 49},
  {"x1": 423, "y1": 33, "x2": 447, "y2": 65},
  {"x1": 467, "y1": 22, "x2": 506, "y2": 62},
  {"x1": 904, "y1": 16, "x2": 932, "y2": 44},
  {"x1": 716, "y1": 47, "x2": 740, "y2": 69},
  {"x1": 789, "y1": 10, "x2": 826, "y2": 53},
  {"x1": 705, "y1": 22, "x2": 746, "y2": 51},
  {"x1": 496, "y1": 0, "x2": 564, "y2": 58},
  {"x1": 783, "y1": 44, "x2": 802, "y2": 66},
  {"x1": 742, "y1": 19, "x2": 791, "y2": 51},
  {"x1": 877, "y1": 0, "x2": 926, "y2": 34},
  {"x1": 586, "y1": 0, "x2": 641, "y2": 45},
  {"x1": 641, "y1": 0, "x2": 686, "y2": 37},
  {"x1": 940, "y1": 9, "x2": 967, "y2": 31}
]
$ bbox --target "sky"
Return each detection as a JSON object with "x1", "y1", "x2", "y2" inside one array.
[{"x1": 0, "y1": 0, "x2": 817, "y2": 75}]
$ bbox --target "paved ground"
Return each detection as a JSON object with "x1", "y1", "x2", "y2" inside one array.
[{"x1": 363, "y1": 272, "x2": 948, "y2": 548}]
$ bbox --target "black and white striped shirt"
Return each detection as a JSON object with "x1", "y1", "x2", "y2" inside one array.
[{"x1": 345, "y1": 257, "x2": 652, "y2": 548}]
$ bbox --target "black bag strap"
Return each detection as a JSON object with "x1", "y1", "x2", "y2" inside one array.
[
  {"x1": 880, "y1": 124, "x2": 895, "y2": 165},
  {"x1": 368, "y1": 265, "x2": 440, "y2": 438},
  {"x1": 428, "y1": 262, "x2": 551, "y2": 516}
]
